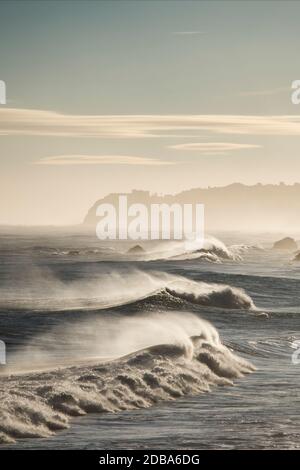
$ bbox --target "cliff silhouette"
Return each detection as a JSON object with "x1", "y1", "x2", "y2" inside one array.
[{"x1": 83, "y1": 183, "x2": 300, "y2": 231}]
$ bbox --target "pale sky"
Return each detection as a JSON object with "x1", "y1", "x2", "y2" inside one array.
[{"x1": 1, "y1": 0, "x2": 300, "y2": 225}]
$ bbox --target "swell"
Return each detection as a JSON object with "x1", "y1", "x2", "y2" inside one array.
[{"x1": 0, "y1": 314, "x2": 255, "y2": 444}]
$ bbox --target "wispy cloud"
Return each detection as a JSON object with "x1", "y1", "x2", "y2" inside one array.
[
  {"x1": 34, "y1": 155, "x2": 174, "y2": 166},
  {"x1": 170, "y1": 142, "x2": 261, "y2": 155},
  {"x1": 238, "y1": 87, "x2": 289, "y2": 97},
  {"x1": 2, "y1": 108, "x2": 300, "y2": 139},
  {"x1": 173, "y1": 31, "x2": 205, "y2": 35}
]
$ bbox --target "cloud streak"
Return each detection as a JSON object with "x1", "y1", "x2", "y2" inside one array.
[
  {"x1": 170, "y1": 142, "x2": 261, "y2": 155},
  {"x1": 173, "y1": 31, "x2": 205, "y2": 35},
  {"x1": 238, "y1": 87, "x2": 289, "y2": 97},
  {"x1": 34, "y1": 155, "x2": 174, "y2": 166},
  {"x1": 1, "y1": 108, "x2": 300, "y2": 139}
]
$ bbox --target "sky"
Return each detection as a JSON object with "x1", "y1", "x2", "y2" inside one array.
[{"x1": 1, "y1": 0, "x2": 300, "y2": 225}]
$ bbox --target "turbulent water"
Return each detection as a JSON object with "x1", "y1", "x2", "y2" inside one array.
[{"x1": 0, "y1": 229, "x2": 299, "y2": 449}]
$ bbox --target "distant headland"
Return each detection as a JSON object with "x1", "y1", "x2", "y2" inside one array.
[{"x1": 83, "y1": 183, "x2": 300, "y2": 232}]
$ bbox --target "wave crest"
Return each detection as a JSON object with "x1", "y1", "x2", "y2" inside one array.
[{"x1": 165, "y1": 283, "x2": 255, "y2": 310}]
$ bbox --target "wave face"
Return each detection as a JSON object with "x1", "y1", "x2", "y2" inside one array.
[{"x1": 0, "y1": 313, "x2": 255, "y2": 444}]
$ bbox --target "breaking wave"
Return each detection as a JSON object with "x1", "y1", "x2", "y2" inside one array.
[
  {"x1": 165, "y1": 283, "x2": 255, "y2": 310},
  {"x1": 0, "y1": 269, "x2": 256, "y2": 312},
  {"x1": 6, "y1": 235, "x2": 263, "y2": 265},
  {"x1": 126, "y1": 236, "x2": 240, "y2": 263},
  {"x1": 0, "y1": 312, "x2": 255, "y2": 444}
]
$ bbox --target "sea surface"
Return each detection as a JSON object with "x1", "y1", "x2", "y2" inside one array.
[{"x1": 0, "y1": 229, "x2": 299, "y2": 449}]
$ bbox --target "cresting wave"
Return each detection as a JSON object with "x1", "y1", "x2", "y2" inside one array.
[
  {"x1": 126, "y1": 236, "x2": 242, "y2": 263},
  {"x1": 30, "y1": 236, "x2": 245, "y2": 263},
  {"x1": 165, "y1": 283, "x2": 255, "y2": 310},
  {"x1": 0, "y1": 269, "x2": 256, "y2": 312},
  {"x1": 0, "y1": 313, "x2": 255, "y2": 444}
]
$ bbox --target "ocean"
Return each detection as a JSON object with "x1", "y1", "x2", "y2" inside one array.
[{"x1": 0, "y1": 229, "x2": 299, "y2": 449}]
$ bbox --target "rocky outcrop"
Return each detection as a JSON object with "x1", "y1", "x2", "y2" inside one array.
[
  {"x1": 273, "y1": 237, "x2": 298, "y2": 250},
  {"x1": 127, "y1": 244, "x2": 145, "y2": 254}
]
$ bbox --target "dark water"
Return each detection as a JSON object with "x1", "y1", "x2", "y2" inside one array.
[{"x1": 0, "y1": 230, "x2": 299, "y2": 449}]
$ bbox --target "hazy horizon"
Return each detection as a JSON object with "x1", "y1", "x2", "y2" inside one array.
[{"x1": 1, "y1": 181, "x2": 300, "y2": 234}]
